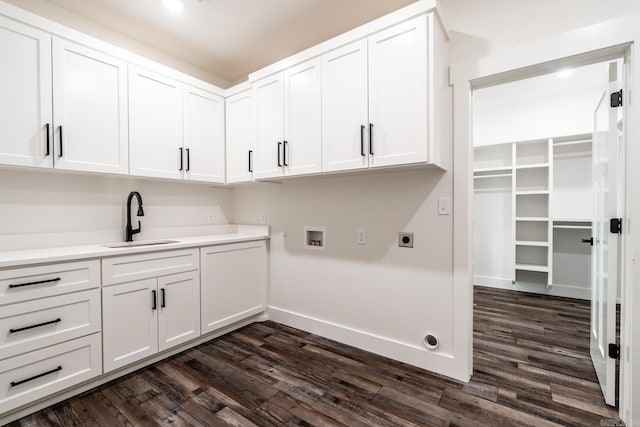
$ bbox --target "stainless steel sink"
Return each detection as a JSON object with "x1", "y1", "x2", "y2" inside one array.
[{"x1": 103, "y1": 239, "x2": 178, "y2": 248}]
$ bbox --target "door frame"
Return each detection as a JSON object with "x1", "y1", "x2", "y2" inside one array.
[{"x1": 450, "y1": 14, "x2": 640, "y2": 424}]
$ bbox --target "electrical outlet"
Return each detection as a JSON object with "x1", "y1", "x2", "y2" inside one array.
[
  {"x1": 257, "y1": 212, "x2": 266, "y2": 224},
  {"x1": 438, "y1": 197, "x2": 451, "y2": 215},
  {"x1": 207, "y1": 213, "x2": 214, "y2": 223},
  {"x1": 357, "y1": 229, "x2": 366, "y2": 245},
  {"x1": 399, "y1": 232, "x2": 413, "y2": 248}
]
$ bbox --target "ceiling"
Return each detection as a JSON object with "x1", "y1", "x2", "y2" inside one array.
[{"x1": 37, "y1": 0, "x2": 417, "y2": 85}]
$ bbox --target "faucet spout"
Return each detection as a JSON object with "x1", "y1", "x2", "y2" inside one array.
[{"x1": 125, "y1": 191, "x2": 144, "y2": 242}]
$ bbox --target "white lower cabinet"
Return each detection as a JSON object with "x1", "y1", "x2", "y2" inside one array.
[
  {"x1": 157, "y1": 271, "x2": 200, "y2": 351},
  {"x1": 200, "y1": 241, "x2": 267, "y2": 334}
]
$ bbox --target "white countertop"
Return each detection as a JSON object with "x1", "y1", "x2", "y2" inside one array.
[{"x1": 0, "y1": 225, "x2": 269, "y2": 269}]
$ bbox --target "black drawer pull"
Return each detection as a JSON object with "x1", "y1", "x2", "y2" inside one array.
[
  {"x1": 161, "y1": 288, "x2": 166, "y2": 308},
  {"x1": 179, "y1": 147, "x2": 184, "y2": 171},
  {"x1": 11, "y1": 366, "x2": 62, "y2": 387},
  {"x1": 152, "y1": 290, "x2": 157, "y2": 310},
  {"x1": 283, "y1": 141, "x2": 288, "y2": 166},
  {"x1": 186, "y1": 148, "x2": 190, "y2": 171},
  {"x1": 369, "y1": 123, "x2": 374, "y2": 155},
  {"x1": 248, "y1": 150, "x2": 253, "y2": 172},
  {"x1": 45, "y1": 123, "x2": 51, "y2": 156},
  {"x1": 58, "y1": 126, "x2": 64, "y2": 157},
  {"x1": 9, "y1": 277, "x2": 61, "y2": 289},
  {"x1": 277, "y1": 142, "x2": 282, "y2": 167},
  {"x1": 360, "y1": 125, "x2": 365, "y2": 157},
  {"x1": 10, "y1": 318, "x2": 61, "y2": 334}
]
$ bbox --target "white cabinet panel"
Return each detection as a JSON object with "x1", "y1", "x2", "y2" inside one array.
[
  {"x1": 284, "y1": 58, "x2": 322, "y2": 176},
  {"x1": 52, "y1": 39, "x2": 128, "y2": 174},
  {"x1": 102, "y1": 279, "x2": 158, "y2": 372},
  {"x1": 183, "y1": 85, "x2": 225, "y2": 183},
  {"x1": 0, "y1": 16, "x2": 52, "y2": 168},
  {"x1": 200, "y1": 241, "x2": 267, "y2": 334},
  {"x1": 368, "y1": 16, "x2": 428, "y2": 167},
  {"x1": 226, "y1": 89, "x2": 255, "y2": 183},
  {"x1": 321, "y1": 40, "x2": 369, "y2": 172},
  {"x1": 254, "y1": 74, "x2": 284, "y2": 179},
  {"x1": 158, "y1": 271, "x2": 200, "y2": 351},
  {"x1": 129, "y1": 66, "x2": 183, "y2": 180},
  {"x1": 102, "y1": 249, "x2": 199, "y2": 287}
]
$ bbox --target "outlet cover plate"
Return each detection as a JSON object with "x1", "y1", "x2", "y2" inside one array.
[{"x1": 399, "y1": 232, "x2": 413, "y2": 248}]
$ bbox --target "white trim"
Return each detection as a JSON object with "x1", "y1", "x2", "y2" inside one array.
[
  {"x1": 451, "y1": 12, "x2": 640, "y2": 424},
  {"x1": 225, "y1": 81, "x2": 251, "y2": 97}
]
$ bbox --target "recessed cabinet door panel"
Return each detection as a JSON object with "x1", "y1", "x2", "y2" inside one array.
[
  {"x1": 129, "y1": 66, "x2": 183, "y2": 180},
  {"x1": 53, "y1": 39, "x2": 128, "y2": 174},
  {"x1": 226, "y1": 90, "x2": 254, "y2": 183},
  {"x1": 368, "y1": 16, "x2": 428, "y2": 167},
  {"x1": 200, "y1": 241, "x2": 267, "y2": 334},
  {"x1": 157, "y1": 271, "x2": 200, "y2": 351},
  {"x1": 321, "y1": 39, "x2": 368, "y2": 172},
  {"x1": 102, "y1": 279, "x2": 157, "y2": 372},
  {"x1": 284, "y1": 58, "x2": 322, "y2": 176},
  {"x1": 0, "y1": 16, "x2": 52, "y2": 168},
  {"x1": 254, "y1": 73, "x2": 284, "y2": 179},
  {"x1": 183, "y1": 86, "x2": 225, "y2": 183}
]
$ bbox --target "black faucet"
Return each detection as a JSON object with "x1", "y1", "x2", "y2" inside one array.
[{"x1": 125, "y1": 191, "x2": 144, "y2": 242}]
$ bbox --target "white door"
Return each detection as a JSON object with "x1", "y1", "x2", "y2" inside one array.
[
  {"x1": 157, "y1": 271, "x2": 200, "y2": 351},
  {"x1": 284, "y1": 58, "x2": 322, "y2": 176},
  {"x1": 52, "y1": 39, "x2": 128, "y2": 174},
  {"x1": 183, "y1": 85, "x2": 225, "y2": 183},
  {"x1": 254, "y1": 73, "x2": 284, "y2": 179},
  {"x1": 200, "y1": 241, "x2": 267, "y2": 334},
  {"x1": 590, "y1": 62, "x2": 620, "y2": 406},
  {"x1": 102, "y1": 279, "x2": 158, "y2": 372},
  {"x1": 321, "y1": 39, "x2": 369, "y2": 172},
  {"x1": 368, "y1": 15, "x2": 428, "y2": 168},
  {"x1": 129, "y1": 66, "x2": 184, "y2": 180},
  {"x1": 0, "y1": 16, "x2": 52, "y2": 168},
  {"x1": 226, "y1": 89, "x2": 254, "y2": 183}
]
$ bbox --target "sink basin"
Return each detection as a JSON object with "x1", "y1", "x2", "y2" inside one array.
[{"x1": 103, "y1": 239, "x2": 178, "y2": 248}]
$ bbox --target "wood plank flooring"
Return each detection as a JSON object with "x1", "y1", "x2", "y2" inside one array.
[{"x1": 9, "y1": 286, "x2": 621, "y2": 426}]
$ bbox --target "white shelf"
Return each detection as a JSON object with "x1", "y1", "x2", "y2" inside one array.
[
  {"x1": 515, "y1": 240, "x2": 549, "y2": 247},
  {"x1": 553, "y1": 224, "x2": 591, "y2": 230},
  {"x1": 515, "y1": 264, "x2": 549, "y2": 273},
  {"x1": 515, "y1": 217, "x2": 549, "y2": 222},
  {"x1": 474, "y1": 173, "x2": 512, "y2": 179},
  {"x1": 553, "y1": 218, "x2": 592, "y2": 223},
  {"x1": 473, "y1": 166, "x2": 512, "y2": 173},
  {"x1": 515, "y1": 190, "x2": 549, "y2": 195},
  {"x1": 553, "y1": 139, "x2": 591, "y2": 147},
  {"x1": 515, "y1": 163, "x2": 549, "y2": 170}
]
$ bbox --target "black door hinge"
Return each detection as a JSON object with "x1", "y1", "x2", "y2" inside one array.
[
  {"x1": 610, "y1": 89, "x2": 623, "y2": 108},
  {"x1": 610, "y1": 218, "x2": 622, "y2": 234},
  {"x1": 609, "y1": 343, "x2": 620, "y2": 359}
]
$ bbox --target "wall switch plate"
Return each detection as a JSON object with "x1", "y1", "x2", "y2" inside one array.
[
  {"x1": 357, "y1": 229, "x2": 366, "y2": 245},
  {"x1": 438, "y1": 197, "x2": 451, "y2": 215},
  {"x1": 399, "y1": 232, "x2": 413, "y2": 248},
  {"x1": 257, "y1": 213, "x2": 266, "y2": 224}
]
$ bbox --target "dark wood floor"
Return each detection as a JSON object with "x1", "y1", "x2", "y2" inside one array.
[{"x1": 9, "y1": 286, "x2": 621, "y2": 426}]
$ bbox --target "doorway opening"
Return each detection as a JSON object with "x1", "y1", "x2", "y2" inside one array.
[{"x1": 471, "y1": 57, "x2": 625, "y2": 416}]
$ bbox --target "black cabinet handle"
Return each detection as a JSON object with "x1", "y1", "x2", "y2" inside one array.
[
  {"x1": 179, "y1": 148, "x2": 183, "y2": 171},
  {"x1": 11, "y1": 366, "x2": 62, "y2": 387},
  {"x1": 10, "y1": 318, "x2": 61, "y2": 334},
  {"x1": 9, "y1": 277, "x2": 61, "y2": 289},
  {"x1": 369, "y1": 123, "x2": 374, "y2": 155},
  {"x1": 161, "y1": 288, "x2": 166, "y2": 308},
  {"x1": 360, "y1": 125, "x2": 365, "y2": 157},
  {"x1": 283, "y1": 141, "x2": 288, "y2": 167},
  {"x1": 248, "y1": 150, "x2": 253, "y2": 173},
  {"x1": 45, "y1": 123, "x2": 51, "y2": 156},
  {"x1": 277, "y1": 142, "x2": 282, "y2": 167},
  {"x1": 152, "y1": 290, "x2": 157, "y2": 310},
  {"x1": 186, "y1": 148, "x2": 190, "y2": 171},
  {"x1": 58, "y1": 126, "x2": 63, "y2": 157},
  {"x1": 582, "y1": 237, "x2": 594, "y2": 246}
]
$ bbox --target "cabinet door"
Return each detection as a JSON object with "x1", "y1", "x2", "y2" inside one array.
[
  {"x1": 200, "y1": 241, "x2": 267, "y2": 334},
  {"x1": 368, "y1": 16, "x2": 428, "y2": 167},
  {"x1": 283, "y1": 58, "x2": 322, "y2": 176},
  {"x1": 321, "y1": 39, "x2": 368, "y2": 172},
  {"x1": 226, "y1": 89, "x2": 254, "y2": 183},
  {"x1": 52, "y1": 39, "x2": 128, "y2": 174},
  {"x1": 102, "y1": 279, "x2": 157, "y2": 372},
  {"x1": 157, "y1": 271, "x2": 200, "y2": 351},
  {"x1": 129, "y1": 66, "x2": 183, "y2": 180},
  {"x1": 253, "y1": 73, "x2": 284, "y2": 179},
  {"x1": 183, "y1": 85, "x2": 225, "y2": 183},
  {"x1": 0, "y1": 16, "x2": 52, "y2": 168}
]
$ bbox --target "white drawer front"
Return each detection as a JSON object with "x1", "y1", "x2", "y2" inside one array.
[
  {"x1": 0, "y1": 333, "x2": 101, "y2": 414},
  {"x1": 102, "y1": 249, "x2": 199, "y2": 286},
  {"x1": 0, "y1": 290, "x2": 101, "y2": 360},
  {"x1": 0, "y1": 260, "x2": 100, "y2": 306}
]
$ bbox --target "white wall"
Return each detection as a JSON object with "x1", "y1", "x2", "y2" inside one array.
[{"x1": 0, "y1": 169, "x2": 233, "y2": 251}]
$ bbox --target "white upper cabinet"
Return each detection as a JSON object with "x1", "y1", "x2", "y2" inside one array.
[
  {"x1": 321, "y1": 40, "x2": 369, "y2": 172},
  {"x1": 368, "y1": 16, "x2": 428, "y2": 168},
  {"x1": 52, "y1": 39, "x2": 128, "y2": 174},
  {"x1": 0, "y1": 16, "x2": 52, "y2": 169},
  {"x1": 254, "y1": 73, "x2": 284, "y2": 179},
  {"x1": 129, "y1": 66, "x2": 183, "y2": 180},
  {"x1": 183, "y1": 85, "x2": 225, "y2": 183},
  {"x1": 226, "y1": 88, "x2": 255, "y2": 183},
  {"x1": 283, "y1": 58, "x2": 322, "y2": 176}
]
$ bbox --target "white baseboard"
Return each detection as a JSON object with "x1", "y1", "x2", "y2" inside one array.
[
  {"x1": 474, "y1": 275, "x2": 590, "y2": 300},
  {"x1": 268, "y1": 306, "x2": 470, "y2": 383}
]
